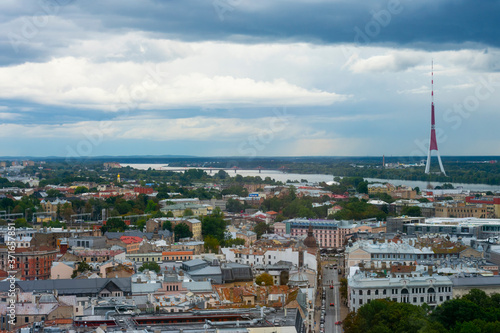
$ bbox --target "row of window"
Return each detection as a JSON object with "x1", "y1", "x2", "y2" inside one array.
[{"x1": 353, "y1": 287, "x2": 451, "y2": 296}]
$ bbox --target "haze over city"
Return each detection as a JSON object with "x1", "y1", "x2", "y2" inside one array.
[{"x1": 1, "y1": 0, "x2": 499, "y2": 157}]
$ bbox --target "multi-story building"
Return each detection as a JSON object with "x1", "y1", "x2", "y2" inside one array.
[
  {"x1": 162, "y1": 250, "x2": 193, "y2": 262},
  {"x1": 345, "y1": 239, "x2": 436, "y2": 271},
  {"x1": 67, "y1": 236, "x2": 107, "y2": 249},
  {"x1": 126, "y1": 252, "x2": 163, "y2": 263},
  {"x1": 278, "y1": 219, "x2": 385, "y2": 249},
  {"x1": 236, "y1": 230, "x2": 257, "y2": 246},
  {"x1": 368, "y1": 183, "x2": 395, "y2": 195},
  {"x1": 348, "y1": 271, "x2": 453, "y2": 312},
  {"x1": 0, "y1": 246, "x2": 58, "y2": 280},
  {"x1": 435, "y1": 202, "x2": 487, "y2": 218},
  {"x1": 401, "y1": 217, "x2": 500, "y2": 239},
  {"x1": 40, "y1": 198, "x2": 69, "y2": 215},
  {"x1": 222, "y1": 247, "x2": 317, "y2": 271},
  {"x1": 465, "y1": 196, "x2": 500, "y2": 218}
]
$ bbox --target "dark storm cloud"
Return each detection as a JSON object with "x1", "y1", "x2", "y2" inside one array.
[
  {"x1": 77, "y1": 0, "x2": 500, "y2": 46},
  {"x1": 1, "y1": 0, "x2": 499, "y2": 66}
]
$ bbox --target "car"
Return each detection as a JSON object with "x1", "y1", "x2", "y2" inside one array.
[
  {"x1": 330, "y1": 285, "x2": 333, "y2": 289},
  {"x1": 335, "y1": 321, "x2": 342, "y2": 325},
  {"x1": 330, "y1": 302, "x2": 334, "y2": 306}
]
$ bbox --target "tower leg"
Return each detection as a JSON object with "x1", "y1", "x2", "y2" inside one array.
[
  {"x1": 436, "y1": 150, "x2": 447, "y2": 176},
  {"x1": 425, "y1": 149, "x2": 432, "y2": 174}
]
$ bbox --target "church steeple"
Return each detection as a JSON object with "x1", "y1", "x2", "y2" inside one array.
[{"x1": 304, "y1": 223, "x2": 318, "y2": 248}]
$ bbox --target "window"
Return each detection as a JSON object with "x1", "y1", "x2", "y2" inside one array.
[{"x1": 413, "y1": 297, "x2": 417, "y2": 303}]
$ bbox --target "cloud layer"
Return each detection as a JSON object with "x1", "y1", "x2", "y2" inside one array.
[{"x1": 0, "y1": 1, "x2": 500, "y2": 157}]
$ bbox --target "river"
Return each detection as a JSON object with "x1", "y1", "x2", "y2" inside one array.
[{"x1": 122, "y1": 164, "x2": 500, "y2": 192}]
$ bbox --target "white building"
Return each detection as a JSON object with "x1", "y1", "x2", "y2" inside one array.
[
  {"x1": 221, "y1": 247, "x2": 317, "y2": 271},
  {"x1": 348, "y1": 271, "x2": 453, "y2": 312}
]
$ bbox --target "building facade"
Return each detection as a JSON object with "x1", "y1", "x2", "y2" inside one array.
[{"x1": 348, "y1": 272, "x2": 453, "y2": 312}]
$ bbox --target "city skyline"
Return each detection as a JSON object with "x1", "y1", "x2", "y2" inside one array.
[{"x1": 0, "y1": 1, "x2": 499, "y2": 157}]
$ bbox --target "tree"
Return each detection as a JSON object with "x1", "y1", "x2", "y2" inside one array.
[
  {"x1": 255, "y1": 273, "x2": 274, "y2": 286},
  {"x1": 14, "y1": 218, "x2": 31, "y2": 228},
  {"x1": 401, "y1": 206, "x2": 421, "y2": 217},
  {"x1": 101, "y1": 217, "x2": 129, "y2": 233},
  {"x1": 145, "y1": 200, "x2": 158, "y2": 213},
  {"x1": 166, "y1": 211, "x2": 174, "y2": 217},
  {"x1": 162, "y1": 220, "x2": 172, "y2": 231},
  {"x1": 201, "y1": 208, "x2": 226, "y2": 243},
  {"x1": 74, "y1": 186, "x2": 89, "y2": 194},
  {"x1": 183, "y1": 208, "x2": 194, "y2": 217},
  {"x1": 343, "y1": 299, "x2": 438, "y2": 333},
  {"x1": 224, "y1": 238, "x2": 245, "y2": 247},
  {"x1": 72, "y1": 261, "x2": 92, "y2": 278},
  {"x1": 356, "y1": 181, "x2": 368, "y2": 194},
  {"x1": 61, "y1": 202, "x2": 75, "y2": 222},
  {"x1": 254, "y1": 221, "x2": 272, "y2": 239},
  {"x1": 204, "y1": 235, "x2": 220, "y2": 253},
  {"x1": 139, "y1": 261, "x2": 160, "y2": 273},
  {"x1": 136, "y1": 219, "x2": 147, "y2": 231},
  {"x1": 174, "y1": 223, "x2": 193, "y2": 241},
  {"x1": 226, "y1": 198, "x2": 245, "y2": 213},
  {"x1": 46, "y1": 189, "x2": 63, "y2": 197}
]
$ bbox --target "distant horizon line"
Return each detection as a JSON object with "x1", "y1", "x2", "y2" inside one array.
[{"x1": 1, "y1": 155, "x2": 499, "y2": 160}]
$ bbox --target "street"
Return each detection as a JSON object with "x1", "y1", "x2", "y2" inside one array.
[{"x1": 322, "y1": 264, "x2": 343, "y2": 333}]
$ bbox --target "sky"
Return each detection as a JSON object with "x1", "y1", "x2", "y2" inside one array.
[{"x1": 0, "y1": 0, "x2": 499, "y2": 158}]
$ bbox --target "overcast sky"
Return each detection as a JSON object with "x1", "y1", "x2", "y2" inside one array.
[{"x1": 1, "y1": 0, "x2": 499, "y2": 158}]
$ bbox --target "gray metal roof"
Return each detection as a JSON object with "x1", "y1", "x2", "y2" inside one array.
[
  {"x1": 183, "y1": 259, "x2": 207, "y2": 267},
  {"x1": 0, "y1": 278, "x2": 132, "y2": 294},
  {"x1": 451, "y1": 276, "x2": 500, "y2": 287},
  {"x1": 188, "y1": 266, "x2": 222, "y2": 276}
]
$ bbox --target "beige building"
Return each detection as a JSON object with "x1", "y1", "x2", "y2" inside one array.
[
  {"x1": 50, "y1": 262, "x2": 75, "y2": 280},
  {"x1": 435, "y1": 202, "x2": 487, "y2": 218}
]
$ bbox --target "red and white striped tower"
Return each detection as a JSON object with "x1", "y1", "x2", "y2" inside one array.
[{"x1": 425, "y1": 61, "x2": 446, "y2": 175}]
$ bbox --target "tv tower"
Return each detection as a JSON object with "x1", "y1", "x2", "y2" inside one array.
[{"x1": 424, "y1": 61, "x2": 446, "y2": 176}]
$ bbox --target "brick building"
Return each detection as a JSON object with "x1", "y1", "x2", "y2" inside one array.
[{"x1": 0, "y1": 246, "x2": 58, "y2": 280}]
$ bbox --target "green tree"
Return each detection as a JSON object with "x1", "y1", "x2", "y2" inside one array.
[
  {"x1": 343, "y1": 299, "x2": 437, "y2": 333},
  {"x1": 224, "y1": 238, "x2": 245, "y2": 247},
  {"x1": 136, "y1": 219, "x2": 147, "y2": 231},
  {"x1": 145, "y1": 200, "x2": 158, "y2": 213},
  {"x1": 15, "y1": 218, "x2": 31, "y2": 228},
  {"x1": 101, "y1": 217, "x2": 129, "y2": 233},
  {"x1": 74, "y1": 186, "x2": 89, "y2": 194},
  {"x1": 162, "y1": 220, "x2": 172, "y2": 231},
  {"x1": 139, "y1": 261, "x2": 161, "y2": 273},
  {"x1": 201, "y1": 208, "x2": 226, "y2": 243},
  {"x1": 183, "y1": 208, "x2": 194, "y2": 217},
  {"x1": 46, "y1": 189, "x2": 64, "y2": 197},
  {"x1": 72, "y1": 261, "x2": 92, "y2": 278},
  {"x1": 174, "y1": 223, "x2": 193, "y2": 241},
  {"x1": 166, "y1": 211, "x2": 174, "y2": 217},
  {"x1": 226, "y1": 198, "x2": 245, "y2": 213},
  {"x1": 401, "y1": 206, "x2": 422, "y2": 217},
  {"x1": 255, "y1": 273, "x2": 274, "y2": 286},
  {"x1": 254, "y1": 221, "x2": 272, "y2": 239},
  {"x1": 356, "y1": 181, "x2": 368, "y2": 194},
  {"x1": 204, "y1": 235, "x2": 220, "y2": 253}
]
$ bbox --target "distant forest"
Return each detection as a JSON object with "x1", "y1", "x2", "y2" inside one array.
[{"x1": 15, "y1": 155, "x2": 500, "y2": 186}]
